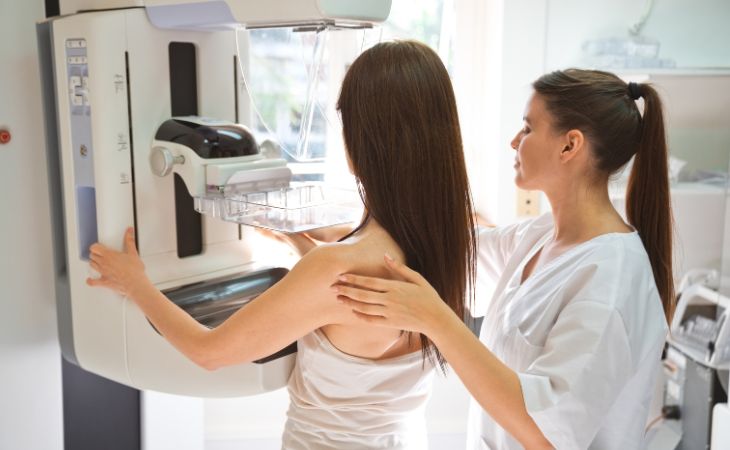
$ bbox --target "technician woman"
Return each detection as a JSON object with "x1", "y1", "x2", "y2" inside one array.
[{"x1": 335, "y1": 69, "x2": 673, "y2": 450}]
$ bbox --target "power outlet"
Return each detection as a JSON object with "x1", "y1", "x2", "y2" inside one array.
[{"x1": 516, "y1": 189, "x2": 541, "y2": 217}]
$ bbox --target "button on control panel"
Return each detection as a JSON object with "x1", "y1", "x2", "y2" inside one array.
[
  {"x1": 66, "y1": 39, "x2": 89, "y2": 117},
  {"x1": 65, "y1": 38, "x2": 95, "y2": 181}
]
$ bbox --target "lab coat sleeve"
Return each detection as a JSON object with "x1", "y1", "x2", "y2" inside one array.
[
  {"x1": 470, "y1": 224, "x2": 526, "y2": 318},
  {"x1": 517, "y1": 301, "x2": 633, "y2": 450},
  {"x1": 476, "y1": 222, "x2": 525, "y2": 282}
]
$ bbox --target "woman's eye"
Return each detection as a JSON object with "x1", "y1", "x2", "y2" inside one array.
[{"x1": 522, "y1": 126, "x2": 531, "y2": 134}]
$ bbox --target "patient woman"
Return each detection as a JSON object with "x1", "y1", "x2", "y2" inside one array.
[{"x1": 87, "y1": 40, "x2": 476, "y2": 449}]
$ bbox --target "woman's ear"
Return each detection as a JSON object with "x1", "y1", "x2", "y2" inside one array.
[{"x1": 559, "y1": 129, "x2": 585, "y2": 163}]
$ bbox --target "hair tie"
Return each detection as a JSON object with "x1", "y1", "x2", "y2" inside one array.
[{"x1": 627, "y1": 82, "x2": 642, "y2": 101}]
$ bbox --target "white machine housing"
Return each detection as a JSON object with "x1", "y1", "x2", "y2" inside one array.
[
  {"x1": 39, "y1": 1, "x2": 390, "y2": 397},
  {"x1": 60, "y1": 0, "x2": 391, "y2": 30}
]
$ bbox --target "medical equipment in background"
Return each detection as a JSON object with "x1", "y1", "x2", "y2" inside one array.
[
  {"x1": 38, "y1": 0, "x2": 390, "y2": 397},
  {"x1": 580, "y1": 0, "x2": 676, "y2": 69},
  {"x1": 662, "y1": 271, "x2": 729, "y2": 450}
]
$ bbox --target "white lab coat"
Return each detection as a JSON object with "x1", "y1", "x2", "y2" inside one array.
[{"x1": 466, "y1": 214, "x2": 668, "y2": 450}]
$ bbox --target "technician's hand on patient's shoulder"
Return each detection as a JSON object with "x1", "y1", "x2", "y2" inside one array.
[
  {"x1": 86, "y1": 227, "x2": 149, "y2": 297},
  {"x1": 333, "y1": 254, "x2": 452, "y2": 336}
]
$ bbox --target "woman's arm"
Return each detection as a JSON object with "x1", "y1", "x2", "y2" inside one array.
[
  {"x1": 88, "y1": 228, "x2": 341, "y2": 370},
  {"x1": 334, "y1": 255, "x2": 553, "y2": 449}
]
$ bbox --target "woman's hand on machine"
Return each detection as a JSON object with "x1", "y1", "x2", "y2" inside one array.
[
  {"x1": 86, "y1": 227, "x2": 149, "y2": 298},
  {"x1": 332, "y1": 254, "x2": 450, "y2": 335}
]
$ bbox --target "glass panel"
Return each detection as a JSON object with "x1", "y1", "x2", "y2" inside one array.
[{"x1": 165, "y1": 268, "x2": 288, "y2": 328}]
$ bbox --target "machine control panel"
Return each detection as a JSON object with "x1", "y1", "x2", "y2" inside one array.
[
  {"x1": 66, "y1": 39, "x2": 89, "y2": 112},
  {"x1": 65, "y1": 38, "x2": 97, "y2": 259}
]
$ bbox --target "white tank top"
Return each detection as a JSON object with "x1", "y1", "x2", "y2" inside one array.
[{"x1": 283, "y1": 329, "x2": 435, "y2": 449}]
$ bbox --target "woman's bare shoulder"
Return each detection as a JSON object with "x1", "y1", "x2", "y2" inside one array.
[
  {"x1": 290, "y1": 241, "x2": 355, "y2": 277},
  {"x1": 293, "y1": 230, "x2": 404, "y2": 281}
]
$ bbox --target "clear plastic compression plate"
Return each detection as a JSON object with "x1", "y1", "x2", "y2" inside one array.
[{"x1": 194, "y1": 183, "x2": 362, "y2": 232}]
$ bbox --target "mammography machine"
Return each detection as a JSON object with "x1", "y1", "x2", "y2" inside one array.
[{"x1": 38, "y1": 0, "x2": 390, "y2": 397}]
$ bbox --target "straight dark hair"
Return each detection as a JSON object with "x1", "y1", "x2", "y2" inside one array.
[
  {"x1": 337, "y1": 40, "x2": 477, "y2": 368},
  {"x1": 533, "y1": 69, "x2": 675, "y2": 322}
]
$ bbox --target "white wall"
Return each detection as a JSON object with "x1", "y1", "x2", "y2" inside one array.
[
  {"x1": 0, "y1": 1, "x2": 64, "y2": 449},
  {"x1": 544, "y1": 0, "x2": 730, "y2": 71}
]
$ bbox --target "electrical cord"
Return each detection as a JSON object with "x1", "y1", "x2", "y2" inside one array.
[{"x1": 645, "y1": 405, "x2": 681, "y2": 432}]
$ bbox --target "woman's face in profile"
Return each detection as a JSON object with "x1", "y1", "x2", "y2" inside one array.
[{"x1": 510, "y1": 93, "x2": 564, "y2": 191}]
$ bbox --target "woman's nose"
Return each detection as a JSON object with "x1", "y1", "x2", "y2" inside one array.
[{"x1": 510, "y1": 133, "x2": 520, "y2": 150}]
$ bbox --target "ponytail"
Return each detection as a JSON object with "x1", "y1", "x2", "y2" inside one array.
[{"x1": 626, "y1": 84, "x2": 675, "y2": 322}]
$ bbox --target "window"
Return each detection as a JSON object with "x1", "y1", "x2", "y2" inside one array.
[{"x1": 236, "y1": 1, "x2": 456, "y2": 187}]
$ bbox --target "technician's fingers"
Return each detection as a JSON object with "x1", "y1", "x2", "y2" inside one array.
[
  {"x1": 351, "y1": 310, "x2": 388, "y2": 325},
  {"x1": 332, "y1": 284, "x2": 385, "y2": 304},
  {"x1": 336, "y1": 273, "x2": 393, "y2": 292},
  {"x1": 337, "y1": 296, "x2": 387, "y2": 316},
  {"x1": 384, "y1": 254, "x2": 428, "y2": 286}
]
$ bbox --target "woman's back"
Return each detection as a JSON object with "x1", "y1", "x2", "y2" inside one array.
[
  {"x1": 283, "y1": 221, "x2": 434, "y2": 449},
  {"x1": 321, "y1": 223, "x2": 423, "y2": 359},
  {"x1": 284, "y1": 330, "x2": 433, "y2": 450}
]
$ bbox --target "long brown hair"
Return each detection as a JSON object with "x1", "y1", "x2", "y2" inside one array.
[
  {"x1": 533, "y1": 69, "x2": 675, "y2": 322},
  {"x1": 337, "y1": 40, "x2": 477, "y2": 368}
]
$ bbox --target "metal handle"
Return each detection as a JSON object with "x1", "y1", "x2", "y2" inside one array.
[{"x1": 150, "y1": 146, "x2": 185, "y2": 177}]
